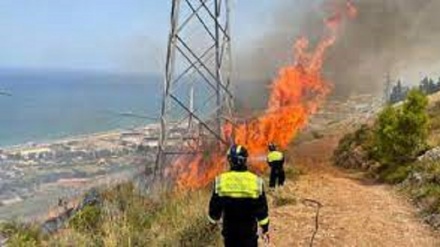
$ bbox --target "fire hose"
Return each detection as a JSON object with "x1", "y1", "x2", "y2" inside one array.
[
  {"x1": 301, "y1": 198, "x2": 323, "y2": 247},
  {"x1": 210, "y1": 198, "x2": 322, "y2": 247}
]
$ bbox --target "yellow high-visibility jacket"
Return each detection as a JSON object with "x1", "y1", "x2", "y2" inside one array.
[
  {"x1": 208, "y1": 170, "x2": 269, "y2": 238},
  {"x1": 267, "y1": 151, "x2": 285, "y2": 168}
]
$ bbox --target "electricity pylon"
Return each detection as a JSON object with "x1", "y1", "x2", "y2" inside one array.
[
  {"x1": 383, "y1": 72, "x2": 392, "y2": 104},
  {"x1": 155, "y1": 0, "x2": 234, "y2": 177}
]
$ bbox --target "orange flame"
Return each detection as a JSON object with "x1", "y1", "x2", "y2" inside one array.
[{"x1": 169, "y1": 1, "x2": 357, "y2": 190}]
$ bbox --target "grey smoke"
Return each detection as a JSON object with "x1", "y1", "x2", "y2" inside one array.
[
  {"x1": 326, "y1": 0, "x2": 440, "y2": 97},
  {"x1": 234, "y1": 0, "x2": 440, "y2": 103},
  {"x1": 233, "y1": 0, "x2": 319, "y2": 109}
]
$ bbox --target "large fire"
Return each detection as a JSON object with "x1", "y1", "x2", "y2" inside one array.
[{"x1": 169, "y1": 1, "x2": 357, "y2": 189}]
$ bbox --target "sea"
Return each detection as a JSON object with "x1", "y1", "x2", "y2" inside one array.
[{"x1": 0, "y1": 69, "x2": 163, "y2": 147}]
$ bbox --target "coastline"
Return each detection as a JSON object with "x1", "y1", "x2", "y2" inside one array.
[
  {"x1": 0, "y1": 123, "x2": 159, "y2": 153},
  {"x1": 0, "y1": 122, "x2": 160, "y2": 221}
]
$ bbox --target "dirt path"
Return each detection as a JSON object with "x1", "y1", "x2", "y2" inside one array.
[{"x1": 267, "y1": 137, "x2": 440, "y2": 247}]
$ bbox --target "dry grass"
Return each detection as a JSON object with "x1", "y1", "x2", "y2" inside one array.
[
  {"x1": 1, "y1": 183, "x2": 222, "y2": 247},
  {"x1": 268, "y1": 137, "x2": 440, "y2": 246},
  {"x1": 270, "y1": 186, "x2": 297, "y2": 208},
  {"x1": 4, "y1": 149, "x2": 304, "y2": 246},
  {"x1": 0, "y1": 221, "x2": 42, "y2": 247}
]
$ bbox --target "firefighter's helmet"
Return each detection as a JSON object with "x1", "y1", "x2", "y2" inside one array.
[
  {"x1": 268, "y1": 142, "x2": 277, "y2": 152},
  {"x1": 227, "y1": 145, "x2": 248, "y2": 167}
]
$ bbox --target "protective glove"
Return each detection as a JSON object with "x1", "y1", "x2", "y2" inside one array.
[
  {"x1": 208, "y1": 223, "x2": 217, "y2": 232},
  {"x1": 207, "y1": 216, "x2": 220, "y2": 232},
  {"x1": 260, "y1": 223, "x2": 270, "y2": 245},
  {"x1": 261, "y1": 232, "x2": 270, "y2": 245}
]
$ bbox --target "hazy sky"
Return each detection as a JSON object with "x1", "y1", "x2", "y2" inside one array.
[{"x1": 0, "y1": 0, "x2": 281, "y2": 74}]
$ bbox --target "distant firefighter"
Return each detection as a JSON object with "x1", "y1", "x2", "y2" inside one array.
[
  {"x1": 267, "y1": 143, "x2": 285, "y2": 188},
  {"x1": 208, "y1": 145, "x2": 270, "y2": 246}
]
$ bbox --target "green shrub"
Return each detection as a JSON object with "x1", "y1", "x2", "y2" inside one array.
[
  {"x1": 354, "y1": 124, "x2": 375, "y2": 148},
  {"x1": 417, "y1": 161, "x2": 440, "y2": 182},
  {"x1": 374, "y1": 90, "x2": 428, "y2": 165},
  {"x1": 372, "y1": 106, "x2": 400, "y2": 163},
  {"x1": 334, "y1": 90, "x2": 429, "y2": 184},
  {"x1": 409, "y1": 183, "x2": 440, "y2": 214},
  {"x1": 335, "y1": 132, "x2": 354, "y2": 154},
  {"x1": 371, "y1": 90, "x2": 429, "y2": 182},
  {"x1": 336, "y1": 125, "x2": 374, "y2": 152},
  {"x1": 333, "y1": 124, "x2": 375, "y2": 169},
  {"x1": 0, "y1": 222, "x2": 42, "y2": 247},
  {"x1": 69, "y1": 205, "x2": 102, "y2": 233},
  {"x1": 378, "y1": 164, "x2": 413, "y2": 184},
  {"x1": 333, "y1": 132, "x2": 356, "y2": 167}
]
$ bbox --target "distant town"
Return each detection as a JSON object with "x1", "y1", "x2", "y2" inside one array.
[{"x1": 0, "y1": 124, "x2": 165, "y2": 220}]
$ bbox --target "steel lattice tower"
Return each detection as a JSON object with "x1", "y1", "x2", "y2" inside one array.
[
  {"x1": 383, "y1": 73, "x2": 392, "y2": 104},
  {"x1": 154, "y1": 0, "x2": 234, "y2": 177}
]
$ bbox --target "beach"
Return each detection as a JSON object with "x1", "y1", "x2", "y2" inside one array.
[{"x1": 0, "y1": 124, "x2": 160, "y2": 221}]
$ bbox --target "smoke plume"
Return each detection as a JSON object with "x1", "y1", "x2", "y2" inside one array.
[{"x1": 235, "y1": 0, "x2": 440, "y2": 102}]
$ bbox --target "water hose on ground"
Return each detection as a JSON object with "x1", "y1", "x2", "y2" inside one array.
[{"x1": 301, "y1": 198, "x2": 323, "y2": 247}]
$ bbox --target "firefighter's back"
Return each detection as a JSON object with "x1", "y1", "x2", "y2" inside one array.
[
  {"x1": 208, "y1": 145, "x2": 269, "y2": 247},
  {"x1": 215, "y1": 171, "x2": 264, "y2": 238}
]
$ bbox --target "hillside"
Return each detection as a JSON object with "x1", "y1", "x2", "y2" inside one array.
[
  {"x1": 269, "y1": 136, "x2": 439, "y2": 246},
  {"x1": 4, "y1": 92, "x2": 440, "y2": 246}
]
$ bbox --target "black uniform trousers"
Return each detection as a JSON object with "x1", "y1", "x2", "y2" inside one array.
[
  {"x1": 269, "y1": 166, "x2": 285, "y2": 188},
  {"x1": 224, "y1": 235, "x2": 258, "y2": 247}
]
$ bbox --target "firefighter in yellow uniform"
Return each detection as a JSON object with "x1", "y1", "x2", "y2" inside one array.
[
  {"x1": 267, "y1": 143, "x2": 285, "y2": 188},
  {"x1": 208, "y1": 145, "x2": 269, "y2": 247}
]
